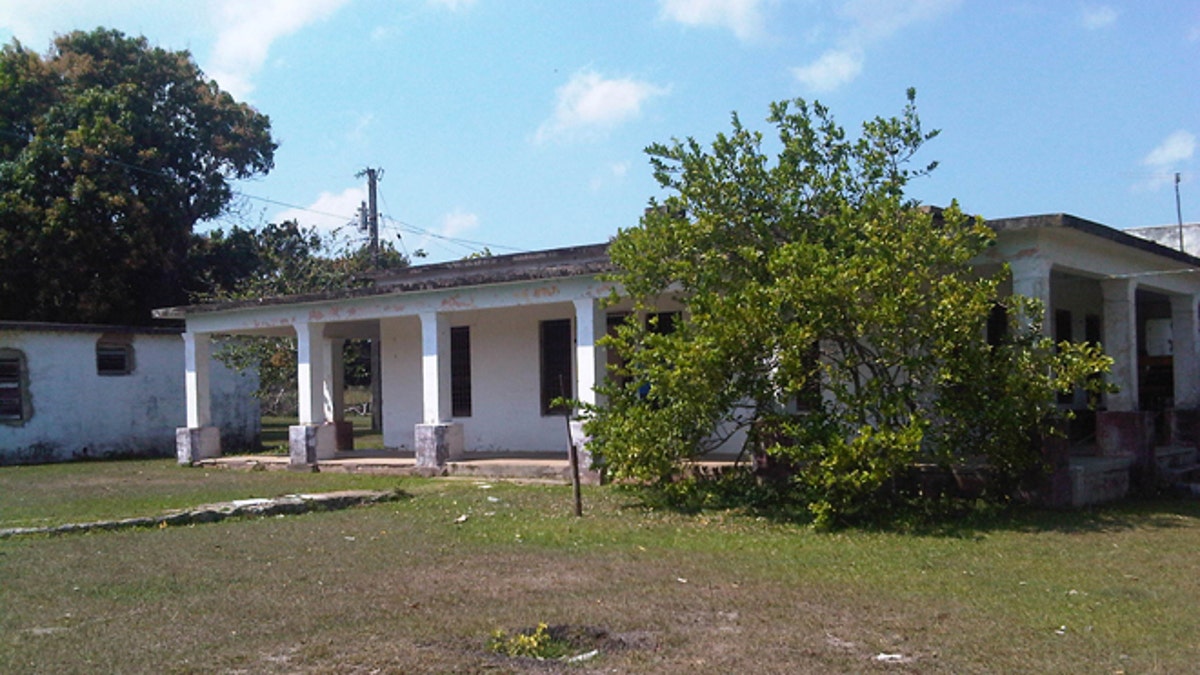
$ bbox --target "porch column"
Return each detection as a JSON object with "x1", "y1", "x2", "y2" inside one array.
[
  {"x1": 1170, "y1": 294, "x2": 1200, "y2": 409},
  {"x1": 296, "y1": 320, "x2": 329, "y2": 425},
  {"x1": 1008, "y1": 257, "x2": 1052, "y2": 333},
  {"x1": 415, "y1": 311, "x2": 462, "y2": 468},
  {"x1": 290, "y1": 320, "x2": 336, "y2": 465},
  {"x1": 176, "y1": 331, "x2": 221, "y2": 464},
  {"x1": 573, "y1": 297, "x2": 606, "y2": 409},
  {"x1": 1100, "y1": 278, "x2": 1139, "y2": 411}
]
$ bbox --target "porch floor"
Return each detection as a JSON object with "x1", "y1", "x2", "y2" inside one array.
[{"x1": 196, "y1": 450, "x2": 739, "y2": 483}]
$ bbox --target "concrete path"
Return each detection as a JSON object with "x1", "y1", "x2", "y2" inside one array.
[{"x1": 0, "y1": 489, "x2": 402, "y2": 539}]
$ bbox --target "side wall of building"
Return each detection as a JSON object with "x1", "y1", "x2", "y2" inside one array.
[{"x1": 0, "y1": 329, "x2": 259, "y2": 464}]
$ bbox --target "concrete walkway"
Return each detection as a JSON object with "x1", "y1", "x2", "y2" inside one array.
[
  {"x1": 198, "y1": 449, "x2": 582, "y2": 482},
  {"x1": 0, "y1": 490, "x2": 402, "y2": 539}
]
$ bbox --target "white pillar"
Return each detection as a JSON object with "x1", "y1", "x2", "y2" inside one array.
[
  {"x1": 1171, "y1": 294, "x2": 1200, "y2": 409},
  {"x1": 573, "y1": 297, "x2": 606, "y2": 408},
  {"x1": 1009, "y1": 257, "x2": 1053, "y2": 334},
  {"x1": 419, "y1": 311, "x2": 451, "y2": 424},
  {"x1": 295, "y1": 321, "x2": 329, "y2": 425},
  {"x1": 183, "y1": 331, "x2": 212, "y2": 428},
  {"x1": 1101, "y1": 278, "x2": 1139, "y2": 411}
]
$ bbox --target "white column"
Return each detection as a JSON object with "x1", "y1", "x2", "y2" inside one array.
[
  {"x1": 1009, "y1": 257, "x2": 1053, "y2": 334},
  {"x1": 1171, "y1": 294, "x2": 1200, "y2": 409},
  {"x1": 419, "y1": 311, "x2": 451, "y2": 424},
  {"x1": 295, "y1": 320, "x2": 329, "y2": 425},
  {"x1": 1101, "y1": 278, "x2": 1139, "y2": 411},
  {"x1": 183, "y1": 331, "x2": 212, "y2": 428},
  {"x1": 573, "y1": 297, "x2": 606, "y2": 408}
]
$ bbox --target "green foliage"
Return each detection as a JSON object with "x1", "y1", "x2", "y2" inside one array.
[
  {"x1": 487, "y1": 623, "x2": 573, "y2": 660},
  {"x1": 586, "y1": 90, "x2": 1112, "y2": 527},
  {"x1": 0, "y1": 28, "x2": 275, "y2": 324}
]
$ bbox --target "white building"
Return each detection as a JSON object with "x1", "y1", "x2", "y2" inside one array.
[
  {"x1": 155, "y1": 214, "x2": 1200, "y2": 506},
  {"x1": 0, "y1": 322, "x2": 259, "y2": 465}
]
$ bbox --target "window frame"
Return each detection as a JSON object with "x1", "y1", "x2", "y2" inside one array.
[
  {"x1": 96, "y1": 336, "x2": 135, "y2": 377},
  {"x1": 0, "y1": 348, "x2": 30, "y2": 424},
  {"x1": 450, "y1": 325, "x2": 472, "y2": 418},
  {"x1": 539, "y1": 318, "x2": 573, "y2": 416}
]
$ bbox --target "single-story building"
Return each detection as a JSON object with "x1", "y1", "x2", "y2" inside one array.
[
  {"x1": 0, "y1": 322, "x2": 260, "y2": 465},
  {"x1": 154, "y1": 213, "x2": 1200, "y2": 506}
]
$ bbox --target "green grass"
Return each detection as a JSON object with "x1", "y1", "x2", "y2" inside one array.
[
  {"x1": 3, "y1": 460, "x2": 1200, "y2": 673},
  {"x1": 259, "y1": 414, "x2": 384, "y2": 454}
]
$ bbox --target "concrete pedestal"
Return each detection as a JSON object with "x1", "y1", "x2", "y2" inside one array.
[
  {"x1": 415, "y1": 423, "x2": 464, "y2": 468},
  {"x1": 289, "y1": 424, "x2": 340, "y2": 467},
  {"x1": 176, "y1": 426, "x2": 221, "y2": 465},
  {"x1": 568, "y1": 420, "x2": 602, "y2": 485}
]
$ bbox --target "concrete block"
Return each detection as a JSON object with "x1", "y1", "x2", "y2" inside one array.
[
  {"x1": 415, "y1": 423, "x2": 464, "y2": 468},
  {"x1": 176, "y1": 426, "x2": 221, "y2": 465},
  {"x1": 289, "y1": 423, "x2": 345, "y2": 466}
]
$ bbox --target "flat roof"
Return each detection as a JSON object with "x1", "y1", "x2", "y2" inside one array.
[
  {"x1": 0, "y1": 321, "x2": 184, "y2": 335},
  {"x1": 153, "y1": 242, "x2": 613, "y2": 319},
  {"x1": 154, "y1": 213, "x2": 1200, "y2": 321}
]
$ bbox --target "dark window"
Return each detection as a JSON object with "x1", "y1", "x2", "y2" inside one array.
[
  {"x1": 986, "y1": 303, "x2": 1008, "y2": 346},
  {"x1": 1085, "y1": 314, "x2": 1102, "y2": 344},
  {"x1": 0, "y1": 351, "x2": 26, "y2": 422},
  {"x1": 1055, "y1": 310, "x2": 1073, "y2": 343},
  {"x1": 96, "y1": 339, "x2": 133, "y2": 376},
  {"x1": 647, "y1": 311, "x2": 679, "y2": 335},
  {"x1": 540, "y1": 319, "x2": 573, "y2": 415},
  {"x1": 450, "y1": 326, "x2": 472, "y2": 417}
]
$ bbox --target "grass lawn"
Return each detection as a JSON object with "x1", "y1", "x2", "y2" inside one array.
[
  {"x1": 259, "y1": 415, "x2": 384, "y2": 454},
  {"x1": 3, "y1": 460, "x2": 1200, "y2": 673}
]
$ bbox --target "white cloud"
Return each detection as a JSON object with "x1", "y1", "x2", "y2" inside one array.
[
  {"x1": 535, "y1": 70, "x2": 667, "y2": 144},
  {"x1": 439, "y1": 208, "x2": 480, "y2": 238},
  {"x1": 275, "y1": 186, "x2": 367, "y2": 237},
  {"x1": 1081, "y1": 5, "x2": 1118, "y2": 30},
  {"x1": 207, "y1": 0, "x2": 351, "y2": 98},
  {"x1": 791, "y1": 48, "x2": 864, "y2": 93},
  {"x1": 1134, "y1": 130, "x2": 1195, "y2": 192},
  {"x1": 1144, "y1": 130, "x2": 1196, "y2": 168},
  {"x1": 792, "y1": 0, "x2": 959, "y2": 92},
  {"x1": 659, "y1": 0, "x2": 770, "y2": 42}
]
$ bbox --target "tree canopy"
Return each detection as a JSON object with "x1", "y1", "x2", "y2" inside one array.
[
  {"x1": 587, "y1": 90, "x2": 1110, "y2": 526},
  {"x1": 0, "y1": 28, "x2": 275, "y2": 324}
]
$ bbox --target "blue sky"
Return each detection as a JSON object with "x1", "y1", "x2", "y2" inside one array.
[{"x1": 1, "y1": 1, "x2": 1196, "y2": 262}]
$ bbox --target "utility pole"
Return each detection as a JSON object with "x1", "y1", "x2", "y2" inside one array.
[
  {"x1": 355, "y1": 167, "x2": 381, "y2": 267},
  {"x1": 355, "y1": 167, "x2": 384, "y2": 431},
  {"x1": 1176, "y1": 172, "x2": 1185, "y2": 253}
]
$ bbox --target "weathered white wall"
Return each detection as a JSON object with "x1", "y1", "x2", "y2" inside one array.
[{"x1": 0, "y1": 328, "x2": 258, "y2": 464}]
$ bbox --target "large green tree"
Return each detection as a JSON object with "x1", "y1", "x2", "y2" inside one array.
[
  {"x1": 0, "y1": 28, "x2": 275, "y2": 324},
  {"x1": 587, "y1": 90, "x2": 1110, "y2": 525}
]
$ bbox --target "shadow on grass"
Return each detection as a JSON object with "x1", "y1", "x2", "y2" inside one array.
[{"x1": 611, "y1": 470, "x2": 1200, "y2": 539}]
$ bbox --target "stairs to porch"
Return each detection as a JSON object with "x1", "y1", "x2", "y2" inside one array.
[{"x1": 1155, "y1": 445, "x2": 1200, "y2": 493}]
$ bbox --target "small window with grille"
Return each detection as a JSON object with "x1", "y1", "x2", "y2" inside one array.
[
  {"x1": 0, "y1": 349, "x2": 28, "y2": 423},
  {"x1": 96, "y1": 337, "x2": 134, "y2": 376}
]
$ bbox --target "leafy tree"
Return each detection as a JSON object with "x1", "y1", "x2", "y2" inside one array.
[
  {"x1": 586, "y1": 90, "x2": 1110, "y2": 526},
  {"x1": 0, "y1": 28, "x2": 275, "y2": 324}
]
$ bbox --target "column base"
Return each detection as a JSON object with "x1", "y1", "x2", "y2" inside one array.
[
  {"x1": 289, "y1": 424, "x2": 341, "y2": 467},
  {"x1": 415, "y1": 423, "x2": 464, "y2": 468},
  {"x1": 176, "y1": 426, "x2": 221, "y2": 465},
  {"x1": 568, "y1": 420, "x2": 602, "y2": 485}
]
